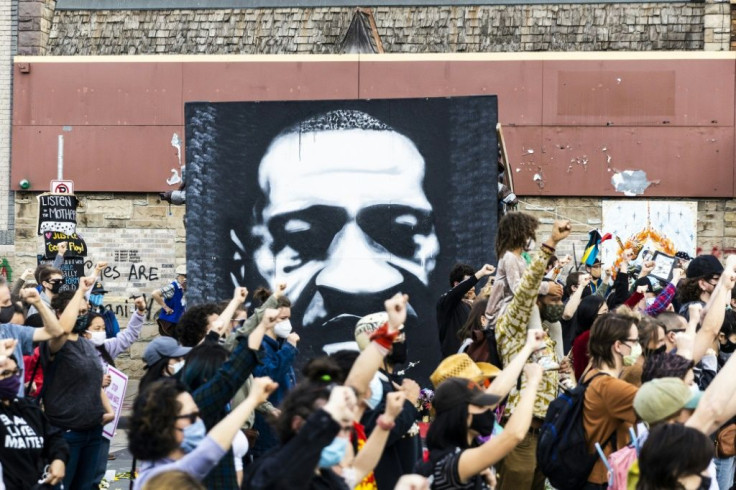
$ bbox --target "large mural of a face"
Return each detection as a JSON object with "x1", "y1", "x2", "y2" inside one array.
[{"x1": 186, "y1": 97, "x2": 498, "y2": 381}]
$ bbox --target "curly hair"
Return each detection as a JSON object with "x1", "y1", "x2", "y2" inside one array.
[
  {"x1": 176, "y1": 303, "x2": 221, "y2": 347},
  {"x1": 129, "y1": 378, "x2": 186, "y2": 461},
  {"x1": 495, "y1": 212, "x2": 539, "y2": 258},
  {"x1": 677, "y1": 278, "x2": 706, "y2": 306}
]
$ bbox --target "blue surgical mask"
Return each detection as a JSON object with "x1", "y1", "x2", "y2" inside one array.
[
  {"x1": 89, "y1": 294, "x2": 104, "y2": 307},
  {"x1": 180, "y1": 419, "x2": 206, "y2": 453},
  {"x1": 365, "y1": 374, "x2": 384, "y2": 410},
  {"x1": 318, "y1": 437, "x2": 348, "y2": 468}
]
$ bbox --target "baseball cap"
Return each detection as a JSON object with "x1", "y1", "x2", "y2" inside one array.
[
  {"x1": 430, "y1": 353, "x2": 500, "y2": 388},
  {"x1": 354, "y1": 312, "x2": 389, "y2": 351},
  {"x1": 433, "y1": 377, "x2": 501, "y2": 414},
  {"x1": 143, "y1": 336, "x2": 191, "y2": 366},
  {"x1": 175, "y1": 265, "x2": 187, "y2": 276},
  {"x1": 686, "y1": 255, "x2": 723, "y2": 279},
  {"x1": 633, "y1": 377, "x2": 691, "y2": 424},
  {"x1": 91, "y1": 281, "x2": 108, "y2": 295}
]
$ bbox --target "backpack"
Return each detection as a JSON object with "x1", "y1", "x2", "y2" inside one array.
[{"x1": 537, "y1": 372, "x2": 614, "y2": 489}]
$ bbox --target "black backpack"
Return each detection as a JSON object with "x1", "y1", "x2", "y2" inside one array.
[{"x1": 537, "y1": 372, "x2": 614, "y2": 489}]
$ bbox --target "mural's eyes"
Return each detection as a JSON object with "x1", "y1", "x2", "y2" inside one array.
[
  {"x1": 357, "y1": 205, "x2": 434, "y2": 259},
  {"x1": 268, "y1": 206, "x2": 348, "y2": 262}
]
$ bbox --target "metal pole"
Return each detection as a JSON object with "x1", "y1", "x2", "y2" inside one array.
[{"x1": 57, "y1": 135, "x2": 64, "y2": 180}]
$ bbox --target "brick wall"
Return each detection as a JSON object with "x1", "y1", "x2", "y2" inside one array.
[
  {"x1": 13, "y1": 191, "x2": 186, "y2": 375},
  {"x1": 47, "y1": 4, "x2": 708, "y2": 55}
]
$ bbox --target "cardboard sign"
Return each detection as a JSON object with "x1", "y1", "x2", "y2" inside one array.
[
  {"x1": 37, "y1": 194, "x2": 78, "y2": 235},
  {"x1": 37, "y1": 255, "x2": 85, "y2": 293},
  {"x1": 41, "y1": 231, "x2": 87, "y2": 258},
  {"x1": 650, "y1": 251, "x2": 677, "y2": 283},
  {"x1": 102, "y1": 366, "x2": 129, "y2": 441}
]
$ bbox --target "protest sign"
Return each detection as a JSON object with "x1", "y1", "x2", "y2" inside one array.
[
  {"x1": 37, "y1": 255, "x2": 85, "y2": 293},
  {"x1": 37, "y1": 193, "x2": 78, "y2": 235},
  {"x1": 103, "y1": 366, "x2": 129, "y2": 440}
]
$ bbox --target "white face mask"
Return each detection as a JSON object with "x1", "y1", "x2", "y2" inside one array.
[
  {"x1": 169, "y1": 360, "x2": 185, "y2": 375},
  {"x1": 274, "y1": 319, "x2": 293, "y2": 339},
  {"x1": 87, "y1": 330, "x2": 107, "y2": 346}
]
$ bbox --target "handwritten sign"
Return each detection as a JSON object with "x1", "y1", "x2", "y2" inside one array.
[
  {"x1": 37, "y1": 194, "x2": 78, "y2": 235},
  {"x1": 37, "y1": 255, "x2": 85, "y2": 293},
  {"x1": 102, "y1": 366, "x2": 129, "y2": 441},
  {"x1": 42, "y1": 231, "x2": 87, "y2": 258}
]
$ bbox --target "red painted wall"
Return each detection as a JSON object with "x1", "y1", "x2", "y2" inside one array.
[{"x1": 12, "y1": 54, "x2": 736, "y2": 197}]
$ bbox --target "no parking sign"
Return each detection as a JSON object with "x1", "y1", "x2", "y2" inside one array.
[{"x1": 50, "y1": 179, "x2": 74, "y2": 194}]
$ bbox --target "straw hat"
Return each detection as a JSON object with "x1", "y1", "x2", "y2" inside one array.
[{"x1": 430, "y1": 353, "x2": 501, "y2": 388}]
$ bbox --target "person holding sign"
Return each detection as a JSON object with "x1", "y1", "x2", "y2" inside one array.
[{"x1": 87, "y1": 294, "x2": 148, "y2": 489}]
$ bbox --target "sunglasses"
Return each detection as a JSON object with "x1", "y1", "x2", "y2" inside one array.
[
  {"x1": 176, "y1": 411, "x2": 200, "y2": 425},
  {"x1": 48, "y1": 279, "x2": 64, "y2": 285}
]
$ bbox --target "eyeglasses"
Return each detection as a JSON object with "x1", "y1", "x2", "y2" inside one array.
[
  {"x1": 0, "y1": 369, "x2": 19, "y2": 378},
  {"x1": 231, "y1": 318, "x2": 246, "y2": 327},
  {"x1": 176, "y1": 411, "x2": 200, "y2": 425}
]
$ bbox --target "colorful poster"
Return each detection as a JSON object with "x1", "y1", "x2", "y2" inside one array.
[{"x1": 601, "y1": 200, "x2": 697, "y2": 267}]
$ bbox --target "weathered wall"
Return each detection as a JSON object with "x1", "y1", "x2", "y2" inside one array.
[{"x1": 47, "y1": 4, "x2": 708, "y2": 55}]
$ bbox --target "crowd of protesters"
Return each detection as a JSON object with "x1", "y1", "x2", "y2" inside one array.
[{"x1": 3, "y1": 212, "x2": 736, "y2": 490}]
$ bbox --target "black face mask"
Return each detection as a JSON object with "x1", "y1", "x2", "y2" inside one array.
[
  {"x1": 0, "y1": 305, "x2": 14, "y2": 324},
  {"x1": 73, "y1": 313, "x2": 90, "y2": 334},
  {"x1": 645, "y1": 345, "x2": 667, "y2": 358},
  {"x1": 386, "y1": 342, "x2": 407, "y2": 365},
  {"x1": 470, "y1": 410, "x2": 495, "y2": 437},
  {"x1": 721, "y1": 339, "x2": 736, "y2": 354}
]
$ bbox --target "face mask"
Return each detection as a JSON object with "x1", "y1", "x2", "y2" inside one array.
[
  {"x1": 697, "y1": 476, "x2": 712, "y2": 490},
  {"x1": 73, "y1": 314, "x2": 90, "y2": 333},
  {"x1": 524, "y1": 238, "x2": 536, "y2": 252},
  {"x1": 180, "y1": 418, "x2": 206, "y2": 453},
  {"x1": 541, "y1": 303, "x2": 564, "y2": 323},
  {"x1": 0, "y1": 305, "x2": 14, "y2": 324},
  {"x1": 0, "y1": 374, "x2": 20, "y2": 400},
  {"x1": 721, "y1": 338, "x2": 736, "y2": 354},
  {"x1": 318, "y1": 437, "x2": 348, "y2": 468},
  {"x1": 470, "y1": 410, "x2": 495, "y2": 437},
  {"x1": 623, "y1": 342, "x2": 643, "y2": 366},
  {"x1": 365, "y1": 373, "x2": 384, "y2": 410},
  {"x1": 387, "y1": 342, "x2": 408, "y2": 365},
  {"x1": 274, "y1": 319, "x2": 293, "y2": 339},
  {"x1": 89, "y1": 294, "x2": 104, "y2": 307},
  {"x1": 645, "y1": 344, "x2": 667, "y2": 358},
  {"x1": 49, "y1": 281, "x2": 63, "y2": 294},
  {"x1": 87, "y1": 330, "x2": 107, "y2": 346},
  {"x1": 169, "y1": 360, "x2": 185, "y2": 376}
]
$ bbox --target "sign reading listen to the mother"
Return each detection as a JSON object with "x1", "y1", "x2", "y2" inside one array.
[{"x1": 37, "y1": 194, "x2": 78, "y2": 235}]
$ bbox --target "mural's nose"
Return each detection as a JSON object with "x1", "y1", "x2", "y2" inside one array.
[{"x1": 315, "y1": 221, "x2": 403, "y2": 294}]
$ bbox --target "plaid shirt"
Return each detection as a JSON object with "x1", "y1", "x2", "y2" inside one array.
[
  {"x1": 496, "y1": 247, "x2": 559, "y2": 419},
  {"x1": 193, "y1": 336, "x2": 261, "y2": 489}
]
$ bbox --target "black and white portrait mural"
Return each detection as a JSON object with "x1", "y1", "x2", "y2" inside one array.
[{"x1": 186, "y1": 97, "x2": 498, "y2": 381}]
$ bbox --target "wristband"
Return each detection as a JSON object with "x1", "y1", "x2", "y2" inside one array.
[
  {"x1": 541, "y1": 243, "x2": 556, "y2": 254},
  {"x1": 369, "y1": 322, "x2": 399, "y2": 350},
  {"x1": 377, "y1": 414, "x2": 396, "y2": 431}
]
